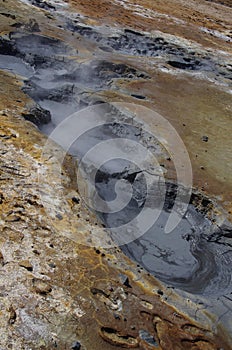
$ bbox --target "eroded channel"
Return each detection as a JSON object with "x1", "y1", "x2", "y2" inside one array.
[{"x1": 1, "y1": 3, "x2": 232, "y2": 302}]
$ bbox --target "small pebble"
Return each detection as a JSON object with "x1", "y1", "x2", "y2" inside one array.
[
  {"x1": 19, "y1": 260, "x2": 33, "y2": 272},
  {"x1": 33, "y1": 279, "x2": 52, "y2": 295},
  {"x1": 0, "y1": 251, "x2": 4, "y2": 266},
  {"x1": 157, "y1": 289, "x2": 164, "y2": 296},
  {"x1": 202, "y1": 135, "x2": 209, "y2": 142},
  {"x1": 71, "y1": 341, "x2": 81, "y2": 350},
  {"x1": 48, "y1": 262, "x2": 56, "y2": 268},
  {"x1": 8, "y1": 305, "x2": 16, "y2": 325},
  {"x1": 56, "y1": 213, "x2": 63, "y2": 220},
  {"x1": 72, "y1": 197, "x2": 80, "y2": 204}
]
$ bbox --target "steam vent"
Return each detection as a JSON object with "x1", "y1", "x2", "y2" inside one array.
[{"x1": 0, "y1": 0, "x2": 232, "y2": 349}]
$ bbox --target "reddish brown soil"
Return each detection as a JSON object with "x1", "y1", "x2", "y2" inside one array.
[{"x1": 68, "y1": 0, "x2": 232, "y2": 52}]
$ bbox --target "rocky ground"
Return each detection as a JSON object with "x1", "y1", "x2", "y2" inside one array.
[{"x1": 0, "y1": 0, "x2": 232, "y2": 349}]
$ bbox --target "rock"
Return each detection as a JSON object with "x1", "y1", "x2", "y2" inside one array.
[
  {"x1": 131, "y1": 94, "x2": 146, "y2": 100},
  {"x1": 0, "y1": 193, "x2": 4, "y2": 204},
  {"x1": 71, "y1": 341, "x2": 81, "y2": 350},
  {"x1": 0, "y1": 251, "x2": 4, "y2": 266},
  {"x1": 8, "y1": 305, "x2": 17, "y2": 325},
  {"x1": 122, "y1": 276, "x2": 132, "y2": 288},
  {"x1": 31, "y1": 0, "x2": 56, "y2": 11},
  {"x1": 32, "y1": 279, "x2": 52, "y2": 295},
  {"x1": 56, "y1": 213, "x2": 63, "y2": 220},
  {"x1": 22, "y1": 105, "x2": 51, "y2": 126},
  {"x1": 19, "y1": 260, "x2": 33, "y2": 272},
  {"x1": 72, "y1": 197, "x2": 80, "y2": 204},
  {"x1": 202, "y1": 135, "x2": 209, "y2": 142}
]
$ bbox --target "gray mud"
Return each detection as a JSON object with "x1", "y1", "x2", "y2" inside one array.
[
  {"x1": 0, "y1": 54, "x2": 34, "y2": 78},
  {"x1": 122, "y1": 201, "x2": 232, "y2": 296},
  {"x1": 13, "y1": 0, "x2": 232, "y2": 86},
  {"x1": 0, "y1": 34, "x2": 149, "y2": 129},
  {"x1": 66, "y1": 22, "x2": 232, "y2": 85},
  {"x1": 70, "y1": 117, "x2": 232, "y2": 297}
]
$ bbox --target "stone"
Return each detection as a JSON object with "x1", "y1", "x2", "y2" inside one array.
[
  {"x1": 22, "y1": 105, "x2": 51, "y2": 127},
  {"x1": 32, "y1": 279, "x2": 52, "y2": 295},
  {"x1": 19, "y1": 260, "x2": 33, "y2": 272},
  {"x1": 71, "y1": 341, "x2": 81, "y2": 350},
  {"x1": 202, "y1": 135, "x2": 209, "y2": 142}
]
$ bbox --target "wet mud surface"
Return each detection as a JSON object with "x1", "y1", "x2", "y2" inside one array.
[
  {"x1": 66, "y1": 21, "x2": 232, "y2": 85},
  {"x1": 65, "y1": 110, "x2": 232, "y2": 298},
  {"x1": 0, "y1": 32, "x2": 150, "y2": 132},
  {"x1": 0, "y1": 0, "x2": 232, "y2": 349}
]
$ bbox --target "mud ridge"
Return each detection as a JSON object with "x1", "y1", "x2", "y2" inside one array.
[
  {"x1": 0, "y1": 33, "x2": 150, "y2": 131},
  {"x1": 66, "y1": 20, "x2": 232, "y2": 84}
]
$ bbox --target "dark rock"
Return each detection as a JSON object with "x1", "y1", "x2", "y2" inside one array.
[
  {"x1": 71, "y1": 341, "x2": 81, "y2": 350},
  {"x1": 90, "y1": 287, "x2": 109, "y2": 298},
  {"x1": 123, "y1": 277, "x2": 132, "y2": 288},
  {"x1": 114, "y1": 313, "x2": 121, "y2": 320},
  {"x1": 167, "y1": 60, "x2": 196, "y2": 70},
  {"x1": 72, "y1": 197, "x2": 80, "y2": 204},
  {"x1": 56, "y1": 213, "x2": 63, "y2": 220},
  {"x1": 0, "y1": 12, "x2": 16, "y2": 20},
  {"x1": 100, "y1": 327, "x2": 138, "y2": 347},
  {"x1": 157, "y1": 289, "x2": 164, "y2": 296},
  {"x1": 22, "y1": 105, "x2": 51, "y2": 126},
  {"x1": 0, "y1": 36, "x2": 18, "y2": 56},
  {"x1": 139, "y1": 329, "x2": 158, "y2": 347},
  {"x1": 10, "y1": 22, "x2": 22, "y2": 28},
  {"x1": 8, "y1": 306, "x2": 17, "y2": 325},
  {"x1": 33, "y1": 279, "x2": 52, "y2": 295},
  {"x1": 202, "y1": 135, "x2": 209, "y2": 142},
  {"x1": 19, "y1": 260, "x2": 33, "y2": 272},
  {"x1": 124, "y1": 28, "x2": 144, "y2": 36},
  {"x1": 31, "y1": 0, "x2": 56, "y2": 11},
  {"x1": 0, "y1": 251, "x2": 4, "y2": 266},
  {"x1": 48, "y1": 262, "x2": 56, "y2": 268},
  {"x1": 0, "y1": 193, "x2": 4, "y2": 204},
  {"x1": 131, "y1": 94, "x2": 146, "y2": 99}
]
